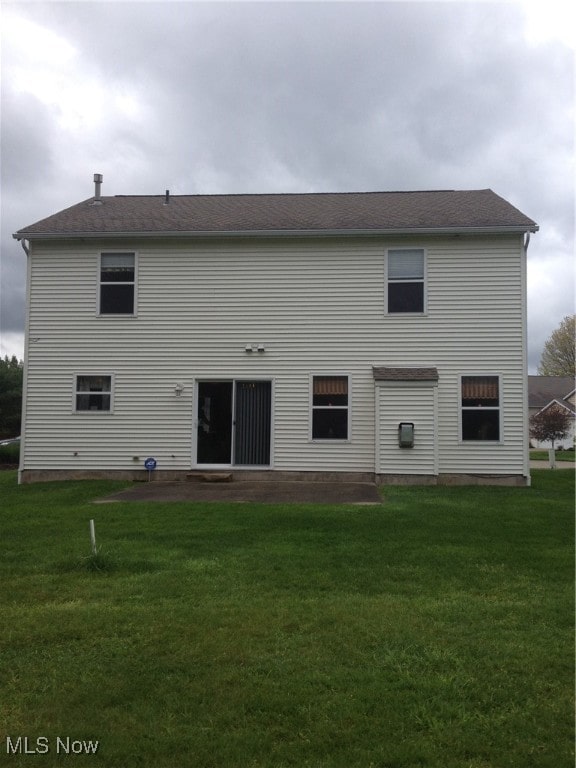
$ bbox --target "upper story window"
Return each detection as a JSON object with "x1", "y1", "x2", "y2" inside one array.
[
  {"x1": 99, "y1": 253, "x2": 136, "y2": 315},
  {"x1": 75, "y1": 375, "x2": 112, "y2": 412},
  {"x1": 461, "y1": 375, "x2": 500, "y2": 441},
  {"x1": 311, "y1": 375, "x2": 349, "y2": 440},
  {"x1": 387, "y1": 248, "x2": 425, "y2": 313}
]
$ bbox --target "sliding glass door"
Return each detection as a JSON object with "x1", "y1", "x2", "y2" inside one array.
[{"x1": 196, "y1": 380, "x2": 271, "y2": 466}]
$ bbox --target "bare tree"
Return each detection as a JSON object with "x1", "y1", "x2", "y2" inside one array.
[{"x1": 538, "y1": 315, "x2": 575, "y2": 377}]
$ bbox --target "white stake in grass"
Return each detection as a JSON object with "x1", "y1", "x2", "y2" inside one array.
[{"x1": 89, "y1": 519, "x2": 97, "y2": 555}]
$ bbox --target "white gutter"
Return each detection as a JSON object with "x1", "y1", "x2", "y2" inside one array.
[
  {"x1": 18, "y1": 239, "x2": 31, "y2": 484},
  {"x1": 522, "y1": 230, "x2": 531, "y2": 486},
  {"x1": 13, "y1": 225, "x2": 539, "y2": 240}
]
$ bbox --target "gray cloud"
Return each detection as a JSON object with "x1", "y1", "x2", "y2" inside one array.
[
  {"x1": 1, "y1": 1, "x2": 573, "y2": 368},
  {"x1": 1, "y1": 89, "x2": 56, "y2": 193}
]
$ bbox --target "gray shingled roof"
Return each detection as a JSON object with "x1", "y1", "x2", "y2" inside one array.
[
  {"x1": 528, "y1": 376, "x2": 575, "y2": 408},
  {"x1": 14, "y1": 189, "x2": 538, "y2": 238},
  {"x1": 373, "y1": 367, "x2": 439, "y2": 382}
]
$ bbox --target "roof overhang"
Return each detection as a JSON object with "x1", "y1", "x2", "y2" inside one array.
[
  {"x1": 373, "y1": 366, "x2": 439, "y2": 382},
  {"x1": 13, "y1": 225, "x2": 539, "y2": 241},
  {"x1": 535, "y1": 399, "x2": 576, "y2": 417}
]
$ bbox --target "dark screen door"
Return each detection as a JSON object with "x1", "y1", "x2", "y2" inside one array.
[
  {"x1": 197, "y1": 382, "x2": 233, "y2": 464},
  {"x1": 234, "y1": 381, "x2": 271, "y2": 466},
  {"x1": 197, "y1": 380, "x2": 271, "y2": 466}
]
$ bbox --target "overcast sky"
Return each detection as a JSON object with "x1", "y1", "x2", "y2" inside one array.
[{"x1": 1, "y1": 0, "x2": 574, "y2": 372}]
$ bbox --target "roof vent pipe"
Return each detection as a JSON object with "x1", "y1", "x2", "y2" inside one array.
[
  {"x1": 93, "y1": 173, "x2": 103, "y2": 200},
  {"x1": 164, "y1": 190, "x2": 170, "y2": 205}
]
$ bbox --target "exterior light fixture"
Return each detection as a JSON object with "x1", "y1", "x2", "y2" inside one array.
[{"x1": 174, "y1": 383, "x2": 184, "y2": 396}]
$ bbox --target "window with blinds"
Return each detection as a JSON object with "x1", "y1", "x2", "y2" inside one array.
[
  {"x1": 99, "y1": 253, "x2": 136, "y2": 315},
  {"x1": 461, "y1": 375, "x2": 500, "y2": 441},
  {"x1": 311, "y1": 375, "x2": 349, "y2": 440},
  {"x1": 75, "y1": 375, "x2": 112, "y2": 412},
  {"x1": 387, "y1": 249, "x2": 425, "y2": 313}
]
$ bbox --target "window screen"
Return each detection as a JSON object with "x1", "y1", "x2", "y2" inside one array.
[
  {"x1": 75, "y1": 375, "x2": 112, "y2": 412},
  {"x1": 100, "y1": 253, "x2": 135, "y2": 314},
  {"x1": 461, "y1": 375, "x2": 500, "y2": 441},
  {"x1": 387, "y1": 249, "x2": 425, "y2": 313},
  {"x1": 312, "y1": 376, "x2": 349, "y2": 440}
]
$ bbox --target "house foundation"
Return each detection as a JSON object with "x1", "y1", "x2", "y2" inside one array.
[{"x1": 18, "y1": 468, "x2": 529, "y2": 487}]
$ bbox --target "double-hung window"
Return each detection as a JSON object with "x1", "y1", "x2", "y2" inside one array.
[
  {"x1": 75, "y1": 375, "x2": 112, "y2": 412},
  {"x1": 99, "y1": 253, "x2": 136, "y2": 314},
  {"x1": 461, "y1": 375, "x2": 500, "y2": 441},
  {"x1": 387, "y1": 248, "x2": 425, "y2": 313},
  {"x1": 311, "y1": 375, "x2": 349, "y2": 440}
]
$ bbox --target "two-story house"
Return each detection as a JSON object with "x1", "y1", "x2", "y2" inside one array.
[{"x1": 14, "y1": 178, "x2": 538, "y2": 485}]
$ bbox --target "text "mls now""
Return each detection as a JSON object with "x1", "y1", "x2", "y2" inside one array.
[{"x1": 5, "y1": 736, "x2": 99, "y2": 755}]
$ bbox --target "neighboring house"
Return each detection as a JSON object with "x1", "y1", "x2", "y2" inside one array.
[
  {"x1": 14, "y1": 179, "x2": 538, "y2": 485},
  {"x1": 528, "y1": 376, "x2": 576, "y2": 450}
]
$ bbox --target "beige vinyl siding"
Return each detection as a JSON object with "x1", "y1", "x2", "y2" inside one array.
[
  {"x1": 376, "y1": 382, "x2": 438, "y2": 475},
  {"x1": 22, "y1": 234, "x2": 528, "y2": 477}
]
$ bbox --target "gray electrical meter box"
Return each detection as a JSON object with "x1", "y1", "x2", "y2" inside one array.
[{"x1": 398, "y1": 422, "x2": 415, "y2": 448}]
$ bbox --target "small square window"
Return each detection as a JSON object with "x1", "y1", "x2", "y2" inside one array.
[
  {"x1": 311, "y1": 376, "x2": 349, "y2": 440},
  {"x1": 75, "y1": 375, "x2": 112, "y2": 412},
  {"x1": 100, "y1": 253, "x2": 135, "y2": 314},
  {"x1": 387, "y1": 249, "x2": 425, "y2": 313}
]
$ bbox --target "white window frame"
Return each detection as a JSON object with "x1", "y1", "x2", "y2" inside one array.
[
  {"x1": 459, "y1": 373, "x2": 502, "y2": 443},
  {"x1": 309, "y1": 373, "x2": 351, "y2": 443},
  {"x1": 73, "y1": 373, "x2": 115, "y2": 414},
  {"x1": 98, "y1": 252, "x2": 138, "y2": 316},
  {"x1": 385, "y1": 247, "x2": 427, "y2": 315}
]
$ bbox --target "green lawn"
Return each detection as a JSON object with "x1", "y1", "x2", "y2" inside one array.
[
  {"x1": 530, "y1": 449, "x2": 575, "y2": 462},
  {"x1": 0, "y1": 470, "x2": 573, "y2": 768}
]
